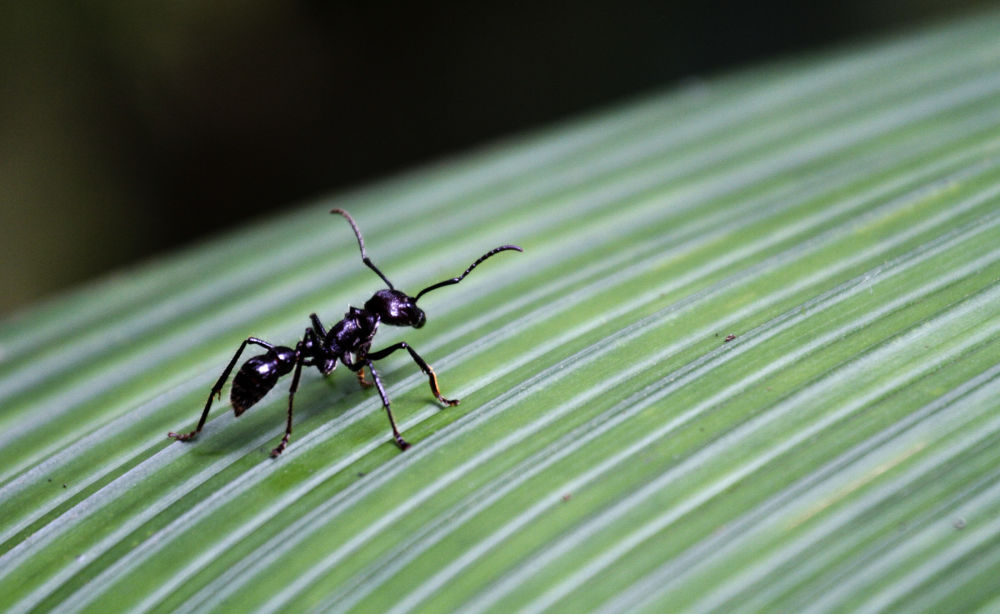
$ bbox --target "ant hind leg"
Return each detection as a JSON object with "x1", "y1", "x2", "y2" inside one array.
[{"x1": 169, "y1": 337, "x2": 274, "y2": 442}]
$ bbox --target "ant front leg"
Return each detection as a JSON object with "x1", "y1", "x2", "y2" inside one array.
[
  {"x1": 356, "y1": 366, "x2": 374, "y2": 389},
  {"x1": 366, "y1": 342, "x2": 460, "y2": 406},
  {"x1": 169, "y1": 337, "x2": 274, "y2": 442}
]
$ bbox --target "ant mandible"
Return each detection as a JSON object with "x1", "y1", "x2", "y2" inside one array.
[{"x1": 168, "y1": 208, "x2": 522, "y2": 457}]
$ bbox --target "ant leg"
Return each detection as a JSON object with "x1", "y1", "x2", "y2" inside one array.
[
  {"x1": 365, "y1": 361, "x2": 410, "y2": 450},
  {"x1": 271, "y1": 331, "x2": 316, "y2": 457},
  {"x1": 270, "y1": 351, "x2": 305, "y2": 457},
  {"x1": 366, "y1": 342, "x2": 460, "y2": 406},
  {"x1": 169, "y1": 337, "x2": 273, "y2": 442},
  {"x1": 309, "y1": 313, "x2": 328, "y2": 337},
  {"x1": 356, "y1": 367, "x2": 374, "y2": 389}
]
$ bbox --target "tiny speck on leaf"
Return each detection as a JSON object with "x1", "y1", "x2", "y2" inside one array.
[
  {"x1": 561, "y1": 493, "x2": 572, "y2": 502},
  {"x1": 954, "y1": 516, "x2": 967, "y2": 529},
  {"x1": 724, "y1": 334, "x2": 736, "y2": 342}
]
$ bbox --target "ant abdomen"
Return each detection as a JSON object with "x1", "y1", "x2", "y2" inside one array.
[{"x1": 231, "y1": 347, "x2": 297, "y2": 415}]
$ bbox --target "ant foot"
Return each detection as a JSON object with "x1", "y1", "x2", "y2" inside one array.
[
  {"x1": 356, "y1": 370, "x2": 374, "y2": 389},
  {"x1": 168, "y1": 431, "x2": 196, "y2": 442}
]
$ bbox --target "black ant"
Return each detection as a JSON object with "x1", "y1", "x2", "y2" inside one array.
[{"x1": 168, "y1": 208, "x2": 522, "y2": 457}]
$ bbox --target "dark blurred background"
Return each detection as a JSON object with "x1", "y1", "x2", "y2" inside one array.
[{"x1": 0, "y1": 1, "x2": 991, "y2": 317}]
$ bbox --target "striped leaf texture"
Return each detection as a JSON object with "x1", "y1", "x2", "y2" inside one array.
[{"x1": 3, "y1": 13, "x2": 1000, "y2": 614}]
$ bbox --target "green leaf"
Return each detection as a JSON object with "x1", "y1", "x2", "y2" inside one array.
[{"x1": 3, "y1": 12, "x2": 1000, "y2": 613}]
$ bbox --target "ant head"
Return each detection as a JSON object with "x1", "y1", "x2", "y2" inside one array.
[
  {"x1": 332, "y1": 208, "x2": 521, "y2": 328},
  {"x1": 365, "y1": 289, "x2": 426, "y2": 328}
]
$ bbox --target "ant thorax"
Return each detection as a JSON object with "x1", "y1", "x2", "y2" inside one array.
[{"x1": 328, "y1": 308, "x2": 378, "y2": 351}]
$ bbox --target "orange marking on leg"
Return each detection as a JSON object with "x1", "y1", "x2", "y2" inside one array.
[
  {"x1": 356, "y1": 368, "x2": 374, "y2": 389},
  {"x1": 427, "y1": 366, "x2": 459, "y2": 406}
]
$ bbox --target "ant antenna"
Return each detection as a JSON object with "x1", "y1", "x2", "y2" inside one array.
[
  {"x1": 331, "y1": 208, "x2": 395, "y2": 289},
  {"x1": 415, "y1": 245, "x2": 523, "y2": 301}
]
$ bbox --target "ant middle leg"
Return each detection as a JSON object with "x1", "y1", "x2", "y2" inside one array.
[
  {"x1": 366, "y1": 342, "x2": 460, "y2": 406},
  {"x1": 309, "y1": 313, "x2": 328, "y2": 337},
  {"x1": 359, "y1": 360, "x2": 410, "y2": 450},
  {"x1": 169, "y1": 337, "x2": 274, "y2": 442},
  {"x1": 269, "y1": 328, "x2": 321, "y2": 456},
  {"x1": 270, "y1": 347, "x2": 306, "y2": 457}
]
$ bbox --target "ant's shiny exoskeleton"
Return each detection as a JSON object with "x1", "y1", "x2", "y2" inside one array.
[{"x1": 168, "y1": 208, "x2": 522, "y2": 457}]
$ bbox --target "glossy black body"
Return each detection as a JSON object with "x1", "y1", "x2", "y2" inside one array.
[
  {"x1": 231, "y1": 347, "x2": 296, "y2": 415},
  {"x1": 168, "y1": 209, "x2": 521, "y2": 456}
]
